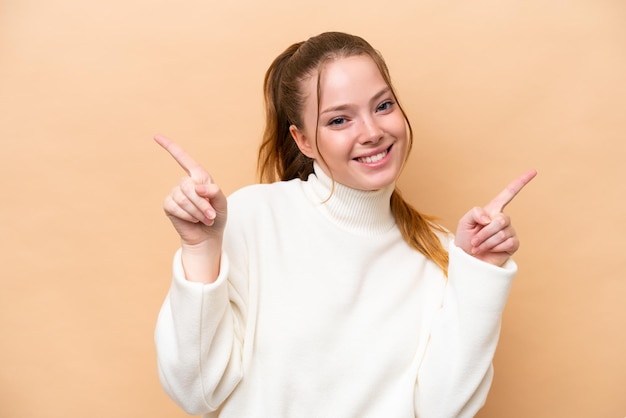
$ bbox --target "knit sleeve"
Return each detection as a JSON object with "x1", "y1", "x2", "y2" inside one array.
[
  {"x1": 414, "y1": 241, "x2": 517, "y2": 417},
  {"x1": 154, "y1": 247, "x2": 247, "y2": 415}
]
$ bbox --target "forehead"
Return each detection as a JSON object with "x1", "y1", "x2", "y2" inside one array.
[{"x1": 302, "y1": 54, "x2": 389, "y2": 104}]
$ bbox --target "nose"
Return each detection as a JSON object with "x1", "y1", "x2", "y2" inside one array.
[{"x1": 359, "y1": 115, "x2": 384, "y2": 144}]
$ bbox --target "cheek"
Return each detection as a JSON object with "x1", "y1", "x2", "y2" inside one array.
[
  {"x1": 396, "y1": 122, "x2": 410, "y2": 147},
  {"x1": 317, "y1": 131, "x2": 349, "y2": 155},
  {"x1": 335, "y1": 137, "x2": 358, "y2": 160},
  {"x1": 394, "y1": 114, "x2": 409, "y2": 136},
  {"x1": 393, "y1": 125, "x2": 410, "y2": 158}
]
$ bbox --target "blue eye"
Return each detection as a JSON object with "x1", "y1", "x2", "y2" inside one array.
[
  {"x1": 377, "y1": 100, "x2": 394, "y2": 112},
  {"x1": 329, "y1": 117, "x2": 346, "y2": 126}
]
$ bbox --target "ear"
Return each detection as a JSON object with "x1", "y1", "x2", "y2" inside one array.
[{"x1": 289, "y1": 124, "x2": 316, "y2": 159}]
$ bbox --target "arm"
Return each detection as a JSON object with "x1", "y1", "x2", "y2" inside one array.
[
  {"x1": 415, "y1": 242, "x2": 516, "y2": 417},
  {"x1": 153, "y1": 135, "x2": 244, "y2": 414},
  {"x1": 415, "y1": 171, "x2": 536, "y2": 416},
  {"x1": 154, "y1": 134, "x2": 227, "y2": 283},
  {"x1": 155, "y1": 250, "x2": 245, "y2": 414}
]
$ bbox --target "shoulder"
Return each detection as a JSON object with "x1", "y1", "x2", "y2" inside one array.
[
  {"x1": 226, "y1": 179, "x2": 307, "y2": 221},
  {"x1": 223, "y1": 179, "x2": 307, "y2": 239},
  {"x1": 228, "y1": 178, "x2": 303, "y2": 204}
]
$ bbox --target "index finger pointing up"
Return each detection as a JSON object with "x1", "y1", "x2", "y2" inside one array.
[
  {"x1": 484, "y1": 169, "x2": 538, "y2": 215},
  {"x1": 154, "y1": 134, "x2": 207, "y2": 179}
]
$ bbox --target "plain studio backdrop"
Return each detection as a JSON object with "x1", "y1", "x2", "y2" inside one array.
[{"x1": 1, "y1": 0, "x2": 624, "y2": 417}]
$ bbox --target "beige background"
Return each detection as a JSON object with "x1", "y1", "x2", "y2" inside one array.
[{"x1": 1, "y1": 0, "x2": 624, "y2": 417}]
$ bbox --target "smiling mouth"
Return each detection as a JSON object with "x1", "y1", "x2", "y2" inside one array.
[{"x1": 355, "y1": 145, "x2": 392, "y2": 163}]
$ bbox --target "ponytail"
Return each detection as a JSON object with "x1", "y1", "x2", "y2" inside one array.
[
  {"x1": 258, "y1": 41, "x2": 314, "y2": 183},
  {"x1": 391, "y1": 189, "x2": 449, "y2": 275}
]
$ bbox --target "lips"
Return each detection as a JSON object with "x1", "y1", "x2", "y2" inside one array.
[{"x1": 355, "y1": 145, "x2": 392, "y2": 163}]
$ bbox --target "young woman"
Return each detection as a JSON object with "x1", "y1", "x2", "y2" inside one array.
[{"x1": 154, "y1": 31, "x2": 536, "y2": 418}]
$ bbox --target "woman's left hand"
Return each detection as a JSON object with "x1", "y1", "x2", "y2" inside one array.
[{"x1": 455, "y1": 170, "x2": 537, "y2": 266}]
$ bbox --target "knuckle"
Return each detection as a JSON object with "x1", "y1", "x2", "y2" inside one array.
[
  {"x1": 179, "y1": 177, "x2": 194, "y2": 193},
  {"x1": 163, "y1": 195, "x2": 178, "y2": 211},
  {"x1": 172, "y1": 191, "x2": 189, "y2": 207},
  {"x1": 494, "y1": 215, "x2": 508, "y2": 228}
]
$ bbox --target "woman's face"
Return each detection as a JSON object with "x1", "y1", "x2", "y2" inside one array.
[{"x1": 290, "y1": 54, "x2": 409, "y2": 191}]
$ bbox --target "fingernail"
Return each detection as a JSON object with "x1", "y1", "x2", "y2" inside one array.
[{"x1": 481, "y1": 216, "x2": 491, "y2": 224}]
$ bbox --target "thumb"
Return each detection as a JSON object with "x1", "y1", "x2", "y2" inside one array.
[
  {"x1": 459, "y1": 206, "x2": 491, "y2": 230},
  {"x1": 195, "y1": 183, "x2": 227, "y2": 213},
  {"x1": 456, "y1": 206, "x2": 491, "y2": 255}
]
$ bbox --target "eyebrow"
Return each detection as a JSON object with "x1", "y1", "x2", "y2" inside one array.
[{"x1": 320, "y1": 86, "x2": 392, "y2": 115}]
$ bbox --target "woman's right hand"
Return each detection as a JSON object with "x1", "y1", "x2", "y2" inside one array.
[{"x1": 155, "y1": 135, "x2": 227, "y2": 283}]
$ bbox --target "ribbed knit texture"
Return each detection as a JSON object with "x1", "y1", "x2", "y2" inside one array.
[
  {"x1": 155, "y1": 169, "x2": 518, "y2": 418},
  {"x1": 302, "y1": 162, "x2": 396, "y2": 235}
]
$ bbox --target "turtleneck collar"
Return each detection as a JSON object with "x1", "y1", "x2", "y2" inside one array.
[{"x1": 301, "y1": 162, "x2": 396, "y2": 235}]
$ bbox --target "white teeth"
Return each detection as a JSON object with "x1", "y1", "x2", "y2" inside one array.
[{"x1": 357, "y1": 149, "x2": 387, "y2": 163}]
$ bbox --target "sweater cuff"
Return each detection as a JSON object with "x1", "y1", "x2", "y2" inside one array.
[
  {"x1": 171, "y1": 247, "x2": 230, "y2": 292},
  {"x1": 447, "y1": 242, "x2": 517, "y2": 313}
]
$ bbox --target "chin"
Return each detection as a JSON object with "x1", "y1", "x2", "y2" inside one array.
[
  {"x1": 355, "y1": 175, "x2": 397, "y2": 191},
  {"x1": 366, "y1": 168, "x2": 402, "y2": 190}
]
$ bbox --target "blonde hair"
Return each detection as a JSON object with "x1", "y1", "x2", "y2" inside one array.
[{"x1": 257, "y1": 32, "x2": 449, "y2": 275}]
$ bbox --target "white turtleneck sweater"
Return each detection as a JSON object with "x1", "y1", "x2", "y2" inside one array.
[{"x1": 155, "y1": 165, "x2": 517, "y2": 418}]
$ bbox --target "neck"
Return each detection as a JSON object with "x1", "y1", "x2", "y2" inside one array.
[{"x1": 302, "y1": 162, "x2": 396, "y2": 235}]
